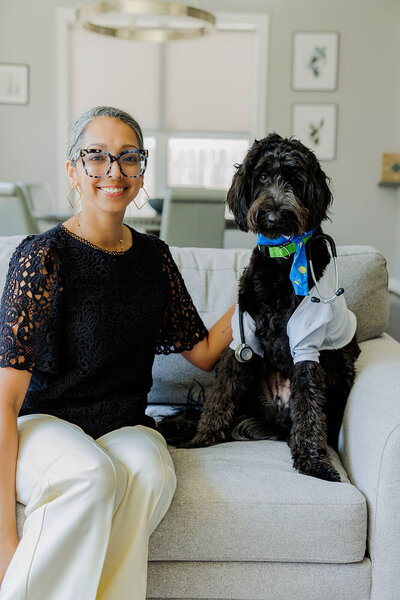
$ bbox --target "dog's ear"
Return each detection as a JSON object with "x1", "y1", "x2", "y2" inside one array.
[
  {"x1": 226, "y1": 139, "x2": 262, "y2": 232},
  {"x1": 226, "y1": 164, "x2": 249, "y2": 231},
  {"x1": 306, "y1": 157, "x2": 333, "y2": 226}
]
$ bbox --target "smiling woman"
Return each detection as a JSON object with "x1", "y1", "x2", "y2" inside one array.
[{"x1": 0, "y1": 106, "x2": 235, "y2": 599}]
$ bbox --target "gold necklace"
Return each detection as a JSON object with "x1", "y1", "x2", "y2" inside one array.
[{"x1": 76, "y1": 215, "x2": 124, "y2": 253}]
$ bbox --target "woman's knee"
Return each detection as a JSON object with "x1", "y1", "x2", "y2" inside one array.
[
  {"x1": 16, "y1": 416, "x2": 124, "y2": 508},
  {"x1": 46, "y1": 444, "x2": 121, "y2": 505},
  {"x1": 97, "y1": 426, "x2": 176, "y2": 503}
]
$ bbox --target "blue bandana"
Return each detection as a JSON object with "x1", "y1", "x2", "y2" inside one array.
[{"x1": 257, "y1": 229, "x2": 317, "y2": 296}]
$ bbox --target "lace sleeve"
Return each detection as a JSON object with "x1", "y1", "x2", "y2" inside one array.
[
  {"x1": 155, "y1": 240, "x2": 208, "y2": 355},
  {"x1": 0, "y1": 236, "x2": 62, "y2": 373}
]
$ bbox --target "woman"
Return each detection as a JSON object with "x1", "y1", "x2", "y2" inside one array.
[{"x1": 0, "y1": 106, "x2": 234, "y2": 599}]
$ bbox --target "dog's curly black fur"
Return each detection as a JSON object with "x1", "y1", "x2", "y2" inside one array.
[{"x1": 158, "y1": 133, "x2": 360, "y2": 482}]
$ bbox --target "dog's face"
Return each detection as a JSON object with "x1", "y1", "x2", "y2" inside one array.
[{"x1": 226, "y1": 133, "x2": 332, "y2": 238}]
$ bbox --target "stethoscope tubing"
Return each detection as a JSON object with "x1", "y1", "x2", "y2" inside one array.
[{"x1": 308, "y1": 234, "x2": 344, "y2": 304}]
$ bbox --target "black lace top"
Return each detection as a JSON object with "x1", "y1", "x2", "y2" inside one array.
[{"x1": 0, "y1": 224, "x2": 207, "y2": 438}]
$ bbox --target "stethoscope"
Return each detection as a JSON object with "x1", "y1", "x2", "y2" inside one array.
[
  {"x1": 234, "y1": 233, "x2": 344, "y2": 363},
  {"x1": 308, "y1": 234, "x2": 344, "y2": 304}
]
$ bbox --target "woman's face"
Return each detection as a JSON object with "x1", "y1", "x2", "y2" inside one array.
[{"x1": 67, "y1": 116, "x2": 144, "y2": 215}]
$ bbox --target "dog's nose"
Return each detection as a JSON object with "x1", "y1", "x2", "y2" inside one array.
[{"x1": 267, "y1": 214, "x2": 278, "y2": 224}]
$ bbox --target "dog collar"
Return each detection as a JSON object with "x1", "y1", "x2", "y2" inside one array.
[
  {"x1": 257, "y1": 233, "x2": 314, "y2": 258},
  {"x1": 257, "y1": 229, "x2": 317, "y2": 296}
]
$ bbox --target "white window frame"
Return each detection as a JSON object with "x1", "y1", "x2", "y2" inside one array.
[{"x1": 56, "y1": 9, "x2": 269, "y2": 208}]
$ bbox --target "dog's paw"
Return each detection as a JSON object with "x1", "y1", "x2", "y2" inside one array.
[
  {"x1": 178, "y1": 429, "x2": 230, "y2": 449},
  {"x1": 290, "y1": 437, "x2": 341, "y2": 482},
  {"x1": 294, "y1": 458, "x2": 341, "y2": 482},
  {"x1": 304, "y1": 462, "x2": 341, "y2": 482}
]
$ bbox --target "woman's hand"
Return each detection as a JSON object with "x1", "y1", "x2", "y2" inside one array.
[
  {"x1": 0, "y1": 532, "x2": 19, "y2": 587},
  {"x1": 182, "y1": 303, "x2": 235, "y2": 371}
]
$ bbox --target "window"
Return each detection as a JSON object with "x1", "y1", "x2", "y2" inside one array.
[{"x1": 168, "y1": 138, "x2": 250, "y2": 189}]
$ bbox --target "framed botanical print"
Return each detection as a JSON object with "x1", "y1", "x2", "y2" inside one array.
[
  {"x1": 0, "y1": 63, "x2": 29, "y2": 105},
  {"x1": 292, "y1": 32, "x2": 339, "y2": 91},
  {"x1": 292, "y1": 104, "x2": 337, "y2": 161}
]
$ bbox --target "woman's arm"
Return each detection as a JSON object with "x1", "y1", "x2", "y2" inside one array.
[
  {"x1": 182, "y1": 303, "x2": 235, "y2": 371},
  {"x1": 0, "y1": 367, "x2": 32, "y2": 587}
]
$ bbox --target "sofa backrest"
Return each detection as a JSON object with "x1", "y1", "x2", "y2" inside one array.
[
  {"x1": 149, "y1": 244, "x2": 389, "y2": 405},
  {"x1": 0, "y1": 235, "x2": 25, "y2": 292},
  {"x1": 0, "y1": 237, "x2": 389, "y2": 406}
]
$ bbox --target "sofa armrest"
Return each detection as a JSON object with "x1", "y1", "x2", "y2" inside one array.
[{"x1": 338, "y1": 333, "x2": 400, "y2": 600}]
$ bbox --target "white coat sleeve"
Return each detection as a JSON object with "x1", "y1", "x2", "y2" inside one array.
[{"x1": 229, "y1": 303, "x2": 264, "y2": 358}]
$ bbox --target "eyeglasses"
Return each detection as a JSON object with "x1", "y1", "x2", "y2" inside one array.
[{"x1": 80, "y1": 148, "x2": 148, "y2": 178}]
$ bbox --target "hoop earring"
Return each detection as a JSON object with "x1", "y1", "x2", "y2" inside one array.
[
  {"x1": 67, "y1": 184, "x2": 81, "y2": 209},
  {"x1": 133, "y1": 186, "x2": 150, "y2": 210}
]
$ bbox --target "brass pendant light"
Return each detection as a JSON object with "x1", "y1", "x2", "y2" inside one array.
[{"x1": 76, "y1": 1, "x2": 216, "y2": 43}]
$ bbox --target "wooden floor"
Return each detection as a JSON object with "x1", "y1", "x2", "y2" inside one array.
[{"x1": 388, "y1": 292, "x2": 400, "y2": 342}]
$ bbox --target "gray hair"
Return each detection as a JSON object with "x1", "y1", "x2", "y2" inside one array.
[{"x1": 68, "y1": 106, "x2": 144, "y2": 165}]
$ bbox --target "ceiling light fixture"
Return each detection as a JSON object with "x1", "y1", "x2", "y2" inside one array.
[{"x1": 76, "y1": 1, "x2": 216, "y2": 43}]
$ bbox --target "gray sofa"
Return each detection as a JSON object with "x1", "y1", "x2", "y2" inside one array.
[{"x1": 0, "y1": 236, "x2": 398, "y2": 600}]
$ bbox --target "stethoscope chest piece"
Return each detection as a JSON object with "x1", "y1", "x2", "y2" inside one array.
[
  {"x1": 235, "y1": 342, "x2": 254, "y2": 363},
  {"x1": 235, "y1": 307, "x2": 254, "y2": 363}
]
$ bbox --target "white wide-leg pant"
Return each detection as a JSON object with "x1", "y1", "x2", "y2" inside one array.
[{"x1": 0, "y1": 414, "x2": 176, "y2": 600}]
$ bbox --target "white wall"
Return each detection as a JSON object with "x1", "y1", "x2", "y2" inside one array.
[{"x1": 1, "y1": 0, "x2": 400, "y2": 278}]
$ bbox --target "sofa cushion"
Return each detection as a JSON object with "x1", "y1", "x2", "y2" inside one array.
[
  {"x1": 148, "y1": 439, "x2": 367, "y2": 564},
  {"x1": 16, "y1": 429, "x2": 367, "y2": 564},
  {"x1": 149, "y1": 244, "x2": 388, "y2": 406}
]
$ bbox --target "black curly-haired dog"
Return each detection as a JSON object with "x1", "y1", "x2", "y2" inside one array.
[{"x1": 158, "y1": 133, "x2": 360, "y2": 482}]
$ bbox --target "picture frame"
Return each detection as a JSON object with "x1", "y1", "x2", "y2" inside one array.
[
  {"x1": 292, "y1": 104, "x2": 337, "y2": 161},
  {"x1": 292, "y1": 32, "x2": 339, "y2": 91},
  {"x1": 0, "y1": 63, "x2": 29, "y2": 105}
]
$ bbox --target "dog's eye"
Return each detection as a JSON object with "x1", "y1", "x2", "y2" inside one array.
[{"x1": 259, "y1": 173, "x2": 269, "y2": 183}]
